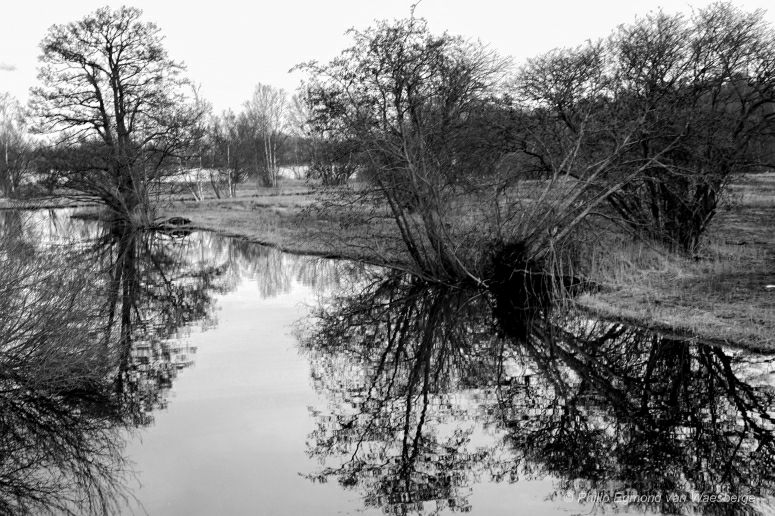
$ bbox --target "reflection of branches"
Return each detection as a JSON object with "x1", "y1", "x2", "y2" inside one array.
[
  {"x1": 302, "y1": 271, "x2": 775, "y2": 515},
  {"x1": 301, "y1": 272, "x2": 504, "y2": 514},
  {"x1": 496, "y1": 317, "x2": 775, "y2": 515},
  {"x1": 0, "y1": 215, "x2": 254, "y2": 513},
  {"x1": 0, "y1": 231, "x2": 134, "y2": 515},
  {"x1": 0, "y1": 209, "x2": 365, "y2": 514},
  {"x1": 0, "y1": 384, "x2": 133, "y2": 516},
  {"x1": 86, "y1": 225, "x2": 229, "y2": 417}
]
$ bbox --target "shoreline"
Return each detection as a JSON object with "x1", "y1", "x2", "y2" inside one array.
[
  {"x1": 2, "y1": 177, "x2": 772, "y2": 351},
  {"x1": 157, "y1": 186, "x2": 774, "y2": 351},
  {"x1": 0, "y1": 199, "x2": 95, "y2": 210}
]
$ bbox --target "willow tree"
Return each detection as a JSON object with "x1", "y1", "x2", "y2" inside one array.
[{"x1": 31, "y1": 6, "x2": 206, "y2": 220}]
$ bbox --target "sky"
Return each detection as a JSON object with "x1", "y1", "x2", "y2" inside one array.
[{"x1": 2, "y1": 0, "x2": 774, "y2": 114}]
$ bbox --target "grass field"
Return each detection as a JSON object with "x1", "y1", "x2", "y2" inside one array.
[
  {"x1": 575, "y1": 173, "x2": 774, "y2": 350},
  {"x1": 157, "y1": 180, "x2": 405, "y2": 265}
]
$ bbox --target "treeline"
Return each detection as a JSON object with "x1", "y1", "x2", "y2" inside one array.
[
  {"x1": 0, "y1": 82, "x2": 351, "y2": 204},
  {"x1": 180, "y1": 82, "x2": 362, "y2": 196},
  {"x1": 0, "y1": 83, "x2": 313, "y2": 202},
  {"x1": 191, "y1": 84, "x2": 298, "y2": 197}
]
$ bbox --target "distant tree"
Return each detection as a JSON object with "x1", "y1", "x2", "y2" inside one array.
[
  {"x1": 200, "y1": 110, "x2": 251, "y2": 197},
  {"x1": 0, "y1": 93, "x2": 32, "y2": 197},
  {"x1": 306, "y1": 136, "x2": 360, "y2": 186},
  {"x1": 245, "y1": 83, "x2": 288, "y2": 187},
  {"x1": 287, "y1": 91, "x2": 355, "y2": 185},
  {"x1": 30, "y1": 6, "x2": 206, "y2": 220}
]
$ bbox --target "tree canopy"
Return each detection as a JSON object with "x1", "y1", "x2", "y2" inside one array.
[{"x1": 31, "y1": 6, "x2": 205, "y2": 218}]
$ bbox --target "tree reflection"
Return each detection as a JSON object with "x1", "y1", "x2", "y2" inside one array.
[
  {"x1": 301, "y1": 272, "x2": 775, "y2": 515},
  {"x1": 301, "y1": 272, "x2": 505, "y2": 513},
  {"x1": 82, "y1": 223, "x2": 230, "y2": 418},
  {"x1": 0, "y1": 216, "x2": 231, "y2": 512},
  {"x1": 0, "y1": 211, "x2": 348, "y2": 514},
  {"x1": 0, "y1": 229, "x2": 133, "y2": 515},
  {"x1": 207, "y1": 236, "x2": 353, "y2": 298},
  {"x1": 503, "y1": 318, "x2": 775, "y2": 515},
  {"x1": 0, "y1": 211, "x2": 366, "y2": 514}
]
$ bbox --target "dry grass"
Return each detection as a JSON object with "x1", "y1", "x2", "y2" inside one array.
[
  {"x1": 157, "y1": 184, "x2": 406, "y2": 266},
  {"x1": 579, "y1": 172, "x2": 775, "y2": 350},
  {"x1": 0, "y1": 197, "x2": 88, "y2": 210}
]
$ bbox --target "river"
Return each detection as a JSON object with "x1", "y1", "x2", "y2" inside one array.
[{"x1": 0, "y1": 208, "x2": 773, "y2": 515}]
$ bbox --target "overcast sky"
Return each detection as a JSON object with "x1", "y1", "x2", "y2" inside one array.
[{"x1": 2, "y1": 0, "x2": 774, "y2": 113}]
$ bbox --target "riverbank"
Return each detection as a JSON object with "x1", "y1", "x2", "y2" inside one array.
[
  {"x1": 579, "y1": 173, "x2": 774, "y2": 350},
  {"x1": 157, "y1": 175, "x2": 775, "y2": 350},
  {"x1": 3, "y1": 176, "x2": 772, "y2": 349},
  {"x1": 0, "y1": 197, "x2": 91, "y2": 210},
  {"x1": 157, "y1": 184, "x2": 406, "y2": 266}
]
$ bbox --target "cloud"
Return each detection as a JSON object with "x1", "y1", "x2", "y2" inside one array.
[{"x1": 0, "y1": 63, "x2": 17, "y2": 72}]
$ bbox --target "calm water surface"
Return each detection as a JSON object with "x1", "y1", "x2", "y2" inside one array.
[{"x1": 1, "y1": 209, "x2": 774, "y2": 515}]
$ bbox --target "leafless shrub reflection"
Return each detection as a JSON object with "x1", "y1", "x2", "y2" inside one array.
[
  {"x1": 301, "y1": 272, "x2": 775, "y2": 515},
  {"x1": 0, "y1": 229, "x2": 132, "y2": 515}
]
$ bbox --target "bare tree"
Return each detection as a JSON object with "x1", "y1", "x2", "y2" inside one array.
[
  {"x1": 301, "y1": 16, "x2": 658, "y2": 288},
  {"x1": 517, "y1": 4, "x2": 775, "y2": 253},
  {"x1": 301, "y1": 17, "x2": 515, "y2": 282},
  {"x1": 291, "y1": 89, "x2": 359, "y2": 186},
  {"x1": 245, "y1": 83, "x2": 288, "y2": 188},
  {"x1": 203, "y1": 110, "x2": 252, "y2": 197},
  {"x1": 30, "y1": 6, "x2": 207, "y2": 221},
  {"x1": 611, "y1": 4, "x2": 775, "y2": 252},
  {"x1": 0, "y1": 93, "x2": 32, "y2": 197}
]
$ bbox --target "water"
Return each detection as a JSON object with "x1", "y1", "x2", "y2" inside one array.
[{"x1": 1, "y1": 209, "x2": 774, "y2": 515}]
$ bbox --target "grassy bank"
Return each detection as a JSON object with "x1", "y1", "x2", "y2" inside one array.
[
  {"x1": 157, "y1": 182, "x2": 407, "y2": 266},
  {"x1": 157, "y1": 175, "x2": 774, "y2": 350},
  {"x1": 0, "y1": 197, "x2": 91, "y2": 210},
  {"x1": 579, "y1": 173, "x2": 774, "y2": 350}
]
